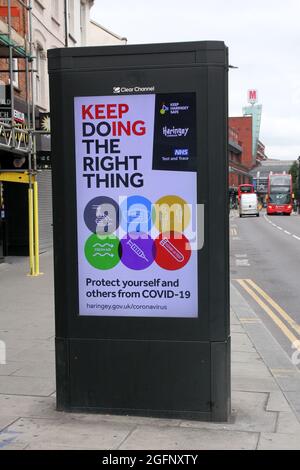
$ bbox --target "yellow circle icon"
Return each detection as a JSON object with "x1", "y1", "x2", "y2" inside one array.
[{"x1": 154, "y1": 195, "x2": 191, "y2": 232}]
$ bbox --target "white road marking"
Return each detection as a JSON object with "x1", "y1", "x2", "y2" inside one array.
[
  {"x1": 263, "y1": 213, "x2": 300, "y2": 242},
  {"x1": 236, "y1": 259, "x2": 250, "y2": 267},
  {"x1": 235, "y1": 254, "x2": 247, "y2": 258}
]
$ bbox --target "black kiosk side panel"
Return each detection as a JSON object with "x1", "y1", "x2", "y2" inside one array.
[{"x1": 48, "y1": 41, "x2": 230, "y2": 421}]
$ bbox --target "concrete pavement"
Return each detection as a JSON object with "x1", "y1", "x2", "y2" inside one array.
[{"x1": 1, "y1": 251, "x2": 300, "y2": 449}]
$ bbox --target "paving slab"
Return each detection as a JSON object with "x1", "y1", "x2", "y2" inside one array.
[
  {"x1": 0, "y1": 395, "x2": 56, "y2": 418},
  {"x1": 276, "y1": 411, "x2": 300, "y2": 434},
  {"x1": 285, "y1": 391, "x2": 300, "y2": 411},
  {"x1": 232, "y1": 361, "x2": 273, "y2": 379},
  {"x1": 10, "y1": 361, "x2": 55, "y2": 379},
  {"x1": 231, "y1": 332, "x2": 257, "y2": 353},
  {"x1": 9, "y1": 347, "x2": 54, "y2": 364},
  {"x1": 0, "y1": 363, "x2": 21, "y2": 376},
  {"x1": 258, "y1": 432, "x2": 300, "y2": 450},
  {"x1": 230, "y1": 324, "x2": 245, "y2": 333},
  {"x1": 231, "y1": 351, "x2": 262, "y2": 364},
  {"x1": 63, "y1": 413, "x2": 182, "y2": 428},
  {"x1": 120, "y1": 425, "x2": 259, "y2": 450},
  {"x1": 180, "y1": 390, "x2": 276, "y2": 433},
  {"x1": 0, "y1": 376, "x2": 55, "y2": 397},
  {"x1": 3, "y1": 417, "x2": 135, "y2": 450},
  {"x1": 232, "y1": 375, "x2": 279, "y2": 393},
  {"x1": 0, "y1": 416, "x2": 18, "y2": 431},
  {"x1": 266, "y1": 391, "x2": 292, "y2": 412}
]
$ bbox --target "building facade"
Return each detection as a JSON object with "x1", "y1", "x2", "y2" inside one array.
[
  {"x1": 0, "y1": 0, "x2": 126, "y2": 261},
  {"x1": 228, "y1": 126, "x2": 251, "y2": 189}
]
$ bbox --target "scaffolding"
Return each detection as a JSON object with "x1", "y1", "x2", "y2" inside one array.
[{"x1": 0, "y1": 0, "x2": 41, "y2": 275}]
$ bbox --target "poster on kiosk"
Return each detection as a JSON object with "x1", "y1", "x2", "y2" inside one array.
[
  {"x1": 48, "y1": 41, "x2": 230, "y2": 422},
  {"x1": 75, "y1": 93, "x2": 198, "y2": 318}
]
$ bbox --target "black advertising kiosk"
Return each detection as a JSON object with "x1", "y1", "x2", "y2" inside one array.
[{"x1": 48, "y1": 41, "x2": 230, "y2": 421}]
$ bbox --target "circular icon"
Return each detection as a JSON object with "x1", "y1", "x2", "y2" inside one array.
[
  {"x1": 120, "y1": 232, "x2": 155, "y2": 270},
  {"x1": 154, "y1": 195, "x2": 190, "y2": 233},
  {"x1": 160, "y1": 103, "x2": 168, "y2": 115},
  {"x1": 120, "y1": 195, "x2": 154, "y2": 233},
  {"x1": 85, "y1": 234, "x2": 120, "y2": 270},
  {"x1": 154, "y1": 232, "x2": 191, "y2": 270},
  {"x1": 84, "y1": 197, "x2": 120, "y2": 235}
]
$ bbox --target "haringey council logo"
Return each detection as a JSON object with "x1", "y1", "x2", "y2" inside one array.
[{"x1": 162, "y1": 126, "x2": 189, "y2": 137}]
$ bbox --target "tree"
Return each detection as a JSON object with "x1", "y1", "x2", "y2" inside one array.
[{"x1": 289, "y1": 161, "x2": 299, "y2": 200}]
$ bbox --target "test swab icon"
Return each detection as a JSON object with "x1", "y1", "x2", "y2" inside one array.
[
  {"x1": 127, "y1": 239, "x2": 149, "y2": 262},
  {"x1": 159, "y1": 238, "x2": 184, "y2": 262}
]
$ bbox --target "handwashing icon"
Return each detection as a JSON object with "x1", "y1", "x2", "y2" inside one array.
[{"x1": 92, "y1": 242, "x2": 114, "y2": 258}]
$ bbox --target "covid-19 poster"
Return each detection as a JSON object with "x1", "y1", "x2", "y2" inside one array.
[{"x1": 74, "y1": 93, "x2": 198, "y2": 317}]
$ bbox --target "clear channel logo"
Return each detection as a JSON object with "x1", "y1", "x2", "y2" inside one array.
[{"x1": 113, "y1": 85, "x2": 155, "y2": 94}]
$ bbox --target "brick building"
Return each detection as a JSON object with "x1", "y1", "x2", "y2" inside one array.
[
  {"x1": 228, "y1": 114, "x2": 268, "y2": 191},
  {"x1": 0, "y1": 0, "x2": 27, "y2": 102},
  {"x1": 228, "y1": 126, "x2": 251, "y2": 189}
]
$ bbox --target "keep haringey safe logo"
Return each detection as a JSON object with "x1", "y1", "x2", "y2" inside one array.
[{"x1": 159, "y1": 101, "x2": 190, "y2": 115}]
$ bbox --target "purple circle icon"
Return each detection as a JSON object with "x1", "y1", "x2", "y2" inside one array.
[{"x1": 121, "y1": 232, "x2": 155, "y2": 270}]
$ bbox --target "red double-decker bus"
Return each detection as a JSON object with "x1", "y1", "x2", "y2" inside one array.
[
  {"x1": 267, "y1": 173, "x2": 293, "y2": 215},
  {"x1": 238, "y1": 184, "x2": 254, "y2": 202}
]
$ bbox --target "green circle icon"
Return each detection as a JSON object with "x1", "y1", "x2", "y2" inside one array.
[{"x1": 84, "y1": 234, "x2": 120, "y2": 270}]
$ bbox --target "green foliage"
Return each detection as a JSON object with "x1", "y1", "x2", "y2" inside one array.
[{"x1": 289, "y1": 161, "x2": 300, "y2": 199}]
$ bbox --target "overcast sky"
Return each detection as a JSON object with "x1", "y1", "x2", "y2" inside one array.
[{"x1": 91, "y1": 0, "x2": 300, "y2": 161}]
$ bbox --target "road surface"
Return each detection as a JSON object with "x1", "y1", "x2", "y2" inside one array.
[{"x1": 230, "y1": 210, "x2": 300, "y2": 366}]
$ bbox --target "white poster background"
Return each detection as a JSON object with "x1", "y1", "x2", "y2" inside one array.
[{"x1": 74, "y1": 94, "x2": 198, "y2": 317}]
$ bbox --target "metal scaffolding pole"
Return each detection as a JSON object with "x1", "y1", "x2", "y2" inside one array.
[
  {"x1": 0, "y1": 0, "x2": 42, "y2": 276},
  {"x1": 7, "y1": 0, "x2": 15, "y2": 150}
]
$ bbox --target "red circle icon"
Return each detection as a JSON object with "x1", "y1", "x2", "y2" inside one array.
[{"x1": 154, "y1": 232, "x2": 191, "y2": 270}]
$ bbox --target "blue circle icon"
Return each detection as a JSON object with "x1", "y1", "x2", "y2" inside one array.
[{"x1": 120, "y1": 196, "x2": 153, "y2": 233}]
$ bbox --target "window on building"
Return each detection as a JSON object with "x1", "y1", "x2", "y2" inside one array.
[
  {"x1": 68, "y1": 0, "x2": 75, "y2": 36},
  {"x1": 35, "y1": 45, "x2": 45, "y2": 106},
  {"x1": 12, "y1": 59, "x2": 19, "y2": 88},
  {"x1": 80, "y1": 1, "x2": 86, "y2": 45},
  {"x1": 52, "y1": 0, "x2": 59, "y2": 21}
]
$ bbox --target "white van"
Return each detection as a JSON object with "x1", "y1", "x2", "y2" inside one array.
[{"x1": 239, "y1": 193, "x2": 259, "y2": 218}]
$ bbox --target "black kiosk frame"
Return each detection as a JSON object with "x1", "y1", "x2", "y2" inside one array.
[{"x1": 48, "y1": 41, "x2": 230, "y2": 422}]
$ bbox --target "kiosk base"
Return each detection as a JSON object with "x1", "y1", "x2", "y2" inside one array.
[{"x1": 56, "y1": 337, "x2": 230, "y2": 422}]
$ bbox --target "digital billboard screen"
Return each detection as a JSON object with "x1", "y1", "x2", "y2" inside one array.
[{"x1": 74, "y1": 93, "x2": 198, "y2": 318}]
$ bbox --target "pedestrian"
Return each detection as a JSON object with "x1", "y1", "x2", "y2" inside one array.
[{"x1": 293, "y1": 199, "x2": 297, "y2": 213}]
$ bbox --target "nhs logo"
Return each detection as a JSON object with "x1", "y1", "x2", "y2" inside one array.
[{"x1": 174, "y1": 149, "x2": 189, "y2": 156}]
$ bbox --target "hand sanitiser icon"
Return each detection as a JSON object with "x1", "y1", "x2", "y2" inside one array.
[
  {"x1": 127, "y1": 239, "x2": 149, "y2": 262},
  {"x1": 159, "y1": 238, "x2": 184, "y2": 262}
]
